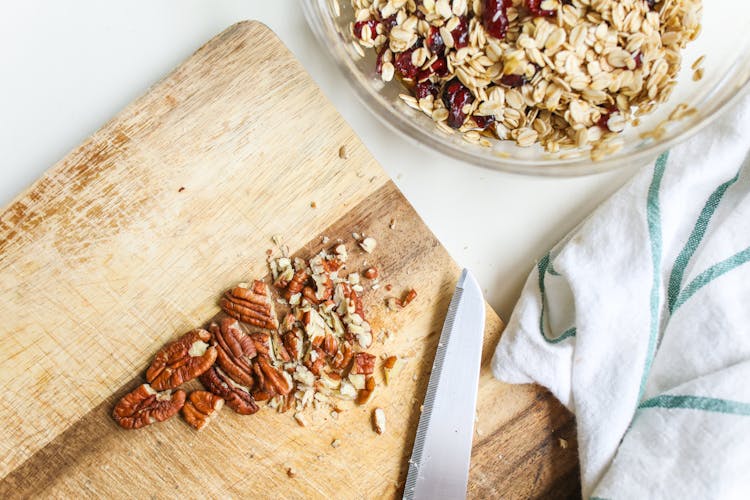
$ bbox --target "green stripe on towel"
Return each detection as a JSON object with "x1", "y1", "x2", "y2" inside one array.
[
  {"x1": 639, "y1": 152, "x2": 669, "y2": 401},
  {"x1": 639, "y1": 395, "x2": 750, "y2": 416},
  {"x1": 537, "y1": 253, "x2": 576, "y2": 344},
  {"x1": 672, "y1": 246, "x2": 750, "y2": 312},
  {"x1": 667, "y1": 170, "x2": 740, "y2": 314}
]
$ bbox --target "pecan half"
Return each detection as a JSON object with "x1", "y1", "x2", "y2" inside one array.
[
  {"x1": 199, "y1": 366, "x2": 259, "y2": 415},
  {"x1": 211, "y1": 318, "x2": 256, "y2": 388},
  {"x1": 351, "y1": 352, "x2": 376, "y2": 375},
  {"x1": 146, "y1": 329, "x2": 217, "y2": 391},
  {"x1": 256, "y1": 356, "x2": 293, "y2": 395},
  {"x1": 113, "y1": 384, "x2": 186, "y2": 430},
  {"x1": 220, "y1": 281, "x2": 279, "y2": 330},
  {"x1": 182, "y1": 390, "x2": 224, "y2": 430}
]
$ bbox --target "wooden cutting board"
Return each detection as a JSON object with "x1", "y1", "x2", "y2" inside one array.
[{"x1": 0, "y1": 21, "x2": 578, "y2": 499}]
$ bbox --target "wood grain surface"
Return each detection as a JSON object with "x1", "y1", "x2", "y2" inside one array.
[{"x1": 0, "y1": 21, "x2": 579, "y2": 499}]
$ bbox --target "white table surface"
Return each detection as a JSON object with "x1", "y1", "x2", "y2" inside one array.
[{"x1": 0, "y1": 0, "x2": 641, "y2": 321}]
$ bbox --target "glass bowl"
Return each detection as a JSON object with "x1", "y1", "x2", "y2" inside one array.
[{"x1": 304, "y1": 0, "x2": 750, "y2": 176}]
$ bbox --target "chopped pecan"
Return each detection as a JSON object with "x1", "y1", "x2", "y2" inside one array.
[
  {"x1": 336, "y1": 283, "x2": 366, "y2": 321},
  {"x1": 322, "y1": 257, "x2": 343, "y2": 273},
  {"x1": 271, "y1": 331, "x2": 291, "y2": 363},
  {"x1": 220, "y1": 281, "x2": 279, "y2": 330},
  {"x1": 304, "y1": 347, "x2": 327, "y2": 377},
  {"x1": 280, "y1": 313, "x2": 297, "y2": 332},
  {"x1": 283, "y1": 327, "x2": 305, "y2": 362},
  {"x1": 256, "y1": 356, "x2": 293, "y2": 395},
  {"x1": 383, "y1": 355, "x2": 399, "y2": 385},
  {"x1": 352, "y1": 352, "x2": 376, "y2": 375},
  {"x1": 182, "y1": 390, "x2": 224, "y2": 430},
  {"x1": 397, "y1": 289, "x2": 417, "y2": 308},
  {"x1": 331, "y1": 341, "x2": 354, "y2": 370},
  {"x1": 321, "y1": 333, "x2": 338, "y2": 357},
  {"x1": 113, "y1": 384, "x2": 186, "y2": 429},
  {"x1": 302, "y1": 286, "x2": 320, "y2": 305},
  {"x1": 145, "y1": 329, "x2": 217, "y2": 391},
  {"x1": 284, "y1": 269, "x2": 309, "y2": 301},
  {"x1": 302, "y1": 308, "x2": 333, "y2": 348},
  {"x1": 311, "y1": 274, "x2": 334, "y2": 302},
  {"x1": 211, "y1": 318, "x2": 256, "y2": 388},
  {"x1": 356, "y1": 377, "x2": 376, "y2": 405},
  {"x1": 199, "y1": 366, "x2": 258, "y2": 415}
]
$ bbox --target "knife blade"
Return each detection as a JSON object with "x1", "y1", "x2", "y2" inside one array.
[{"x1": 403, "y1": 269, "x2": 485, "y2": 500}]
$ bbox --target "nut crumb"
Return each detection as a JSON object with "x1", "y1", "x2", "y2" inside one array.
[
  {"x1": 338, "y1": 145, "x2": 348, "y2": 159},
  {"x1": 372, "y1": 408, "x2": 386, "y2": 434},
  {"x1": 559, "y1": 438, "x2": 569, "y2": 449},
  {"x1": 286, "y1": 467, "x2": 296, "y2": 478},
  {"x1": 359, "y1": 237, "x2": 377, "y2": 253},
  {"x1": 363, "y1": 267, "x2": 379, "y2": 279},
  {"x1": 310, "y1": 201, "x2": 317, "y2": 209},
  {"x1": 331, "y1": 439, "x2": 341, "y2": 448},
  {"x1": 294, "y1": 412, "x2": 308, "y2": 427},
  {"x1": 389, "y1": 218, "x2": 396, "y2": 230}
]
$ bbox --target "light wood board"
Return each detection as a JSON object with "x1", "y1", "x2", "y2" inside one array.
[{"x1": 0, "y1": 21, "x2": 578, "y2": 499}]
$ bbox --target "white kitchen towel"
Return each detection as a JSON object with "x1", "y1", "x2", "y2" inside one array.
[{"x1": 492, "y1": 92, "x2": 750, "y2": 499}]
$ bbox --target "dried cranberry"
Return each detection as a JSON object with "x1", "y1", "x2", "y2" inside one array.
[
  {"x1": 527, "y1": 0, "x2": 557, "y2": 17},
  {"x1": 483, "y1": 0, "x2": 511, "y2": 40},
  {"x1": 596, "y1": 104, "x2": 617, "y2": 131},
  {"x1": 473, "y1": 115, "x2": 495, "y2": 130},
  {"x1": 353, "y1": 20, "x2": 379, "y2": 40},
  {"x1": 416, "y1": 69, "x2": 430, "y2": 82},
  {"x1": 394, "y1": 50, "x2": 418, "y2": 80},
  {"x1": 451, "y1": 16, "x2": 470, "y2": 49},
  {"x1": 427, "y1": 26, "x2": 445, "y2": 55},
  {"x1": 416, "y1": 80, "x2": 440, "y2": 100},
  {"x1": 431, "y1": 57, "x2": 449, "y2": 77},
  {"x1": 382, "y1": 14, "x2": 398, "y2": 32},
  {"x1": 500, "y1": 74, "x2": 528, "y2": 87},
  {"x1": 442, "y1": 78, "x2": 474, "y2": 129},
  {"x1": 634, "y1": 52, "x2": 643, "y2": 69}
]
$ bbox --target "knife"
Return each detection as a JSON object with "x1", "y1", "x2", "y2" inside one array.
[{"x1": 403, "y1": 269, "x2": 486, "y2": 500}]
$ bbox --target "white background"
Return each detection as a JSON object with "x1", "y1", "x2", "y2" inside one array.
[{"x1": 0, "y1": 1, "x2": 641, "y2": 320}]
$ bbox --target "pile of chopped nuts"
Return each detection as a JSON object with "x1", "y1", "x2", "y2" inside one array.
[
  {"x1": 349, "y1": 0, "x2": 702, "y2": 159},
  {"x1": 113, "y1": 236, "x2": 415, "y2": 435}
]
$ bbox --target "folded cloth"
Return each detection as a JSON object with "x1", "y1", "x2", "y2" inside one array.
[{"x1": 492, "y1": 92, "x2": 750, "y2": 499}]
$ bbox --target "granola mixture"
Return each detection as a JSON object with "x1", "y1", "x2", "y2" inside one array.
[
  {"x1": 349, "y1": 0, "x2": 702, "y2": 158},
  {"x1": 113, "y1": 234, "x2": 412, "y2": 433}
]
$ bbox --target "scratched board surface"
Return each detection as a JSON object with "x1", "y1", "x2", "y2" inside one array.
[{"x1": 0, "y1": 21, "x2": 579, "y2": 499}]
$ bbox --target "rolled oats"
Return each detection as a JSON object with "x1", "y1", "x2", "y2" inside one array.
[{"x1": 351, "y1": 0, "x2": 702, "y2": 161}]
